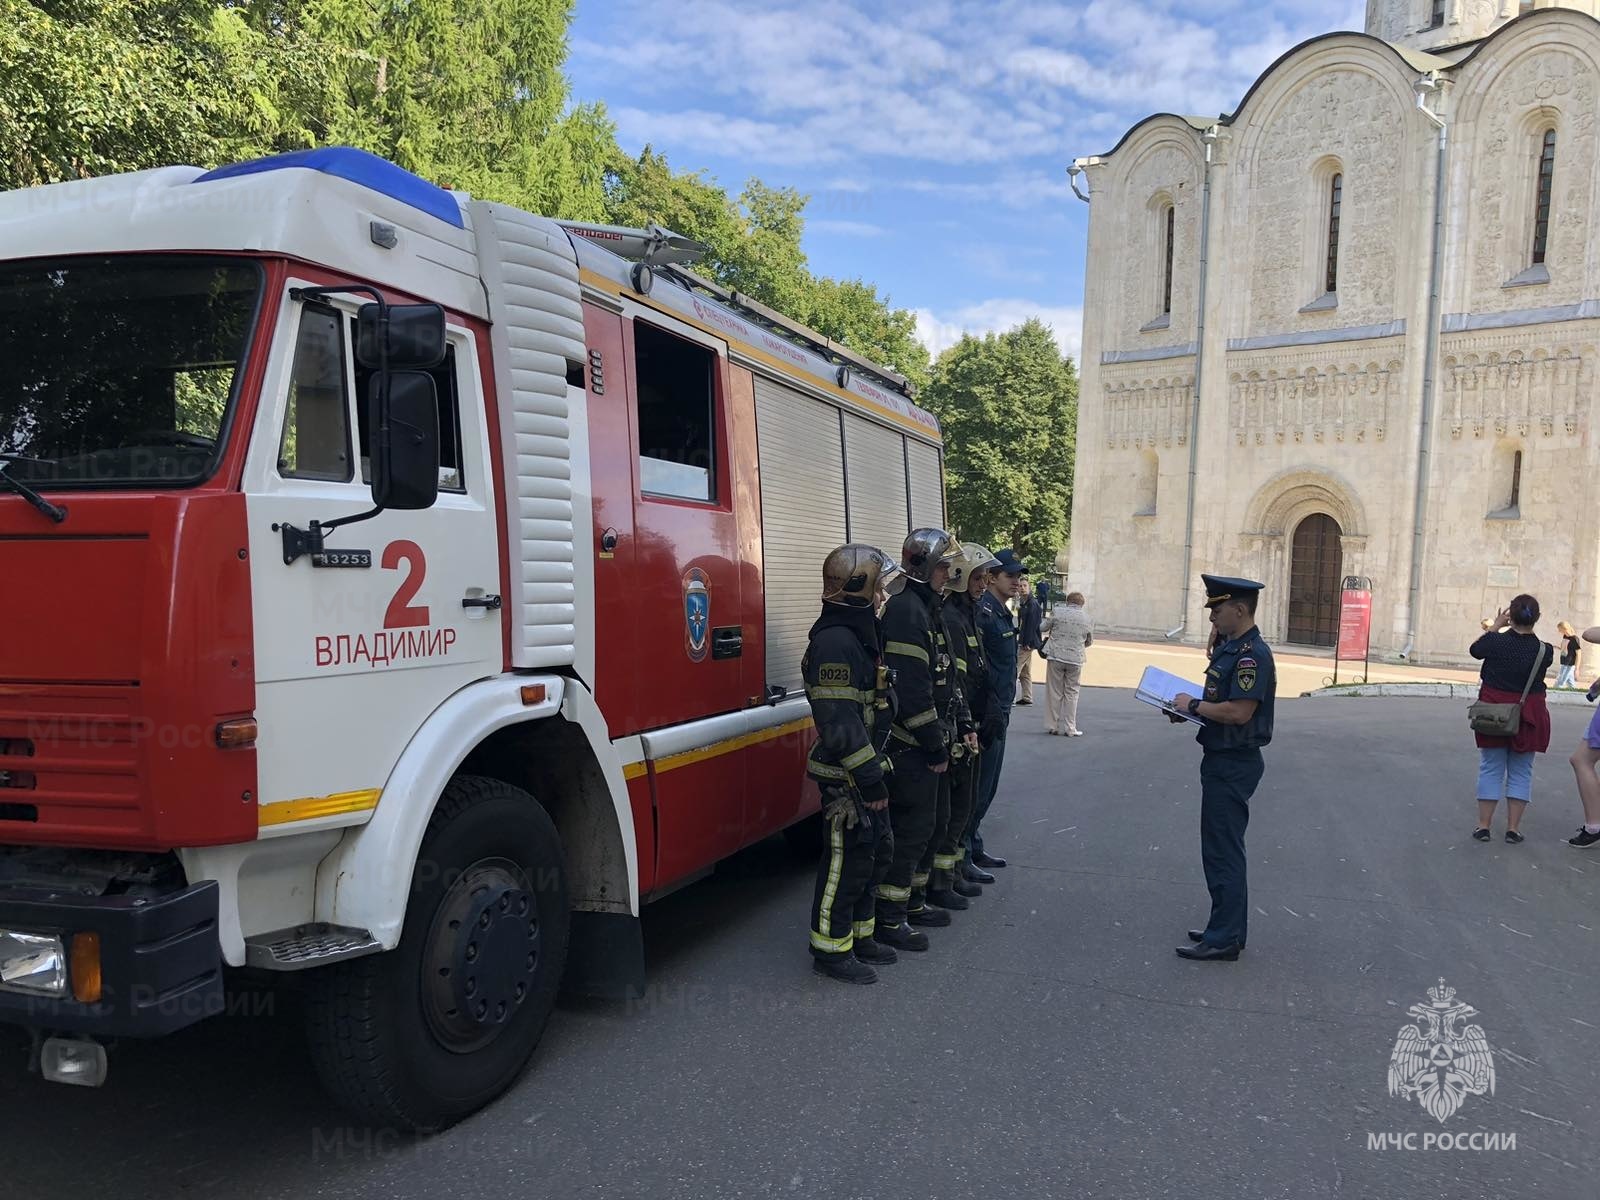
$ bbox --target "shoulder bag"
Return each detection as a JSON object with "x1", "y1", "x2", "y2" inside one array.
[{"x1": 1467, "y1": 642, "x2": 1547, "y2": 736}]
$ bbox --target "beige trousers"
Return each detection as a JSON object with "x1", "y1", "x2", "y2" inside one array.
[
  {"x1": 1046, "y1": 661, "x2": 1082, "y2": 733},
  {"x1": 1017, "y1": 649, "x2": 1035, "y2": 698}
]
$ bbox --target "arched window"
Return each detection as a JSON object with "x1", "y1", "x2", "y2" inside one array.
[
  {"x1": 1431, "y1": 0, "x2": 1446, "y2": 30},
  {"x1": 1161, "y1": 204, "x2": 1176, "y2": 316},
  {"x1": 1532, "y1": 129, "x2": 1556, "y2": 266},
  {"x1": 1324, "y1": 173, "x2": 1343, "y2": 295},
  {"x1": 1489, "y1": 442, "x2": 1524, "y2": 519}
]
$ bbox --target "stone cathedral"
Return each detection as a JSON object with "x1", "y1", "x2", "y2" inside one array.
[{"x1": 1069, "y1": 0, "x2": 1600, "y2": 667}]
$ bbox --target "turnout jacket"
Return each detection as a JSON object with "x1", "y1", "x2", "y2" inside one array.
[
  {"x1": 942, "y1": 592, "x2": 981, "y2": 740},
  {"x1": 802, "y1": 605, "x2": 891, "y2": 804},
  {"x1": 881, "y1": 579, "x2": 950, "y2": 765}
]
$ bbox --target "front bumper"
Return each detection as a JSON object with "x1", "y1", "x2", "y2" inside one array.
[{"x1": 0, "y1": 880, "x2": 222, "y2": 1038}]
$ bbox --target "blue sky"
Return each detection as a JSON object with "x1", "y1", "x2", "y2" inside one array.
[{"x1": 568, "y1": 0, "x2": 1365, "y2": 363}]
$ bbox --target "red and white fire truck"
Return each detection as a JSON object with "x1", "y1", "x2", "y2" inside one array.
[{"x1": 0, "y1": 147, "x2": 945, "y2": 1127}]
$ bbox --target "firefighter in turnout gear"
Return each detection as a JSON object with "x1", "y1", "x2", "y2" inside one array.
[
  {"x1": 805, "y1": 544, "x2": 905, "y2": 984},
  {"x1": 932, "y1": 543, "x2": 999, "y2": 901},
  {"x1": 874, "y1": 527, "x2": 959, "y2": 951},
  {"x1": 912, "y1": 545, "x2": 981, "y2": 919}
]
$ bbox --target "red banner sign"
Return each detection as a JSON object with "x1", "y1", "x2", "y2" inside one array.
[{"x1": 1337, "y1": 587, "x2": 1373, "y2": 660}]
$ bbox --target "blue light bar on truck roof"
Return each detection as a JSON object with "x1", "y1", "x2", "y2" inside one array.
[{"x1": 194, "y1": 147, "x2": 466, "y2": 229}]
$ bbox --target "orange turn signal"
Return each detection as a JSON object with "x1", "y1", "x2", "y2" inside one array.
[
  {"x1": 215, "y1": 718, "x2": 258, "y2": 749},
  {"x1": 70, "y1": 932, "x2": 102, "y2": 1004},
  {"x1": 520, "y1": 684, "x2": 547, "y2": 706}
]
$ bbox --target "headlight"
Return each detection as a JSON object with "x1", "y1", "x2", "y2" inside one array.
[{"x1": 0, "y1": 929, "x2": 67, "y2": 997}]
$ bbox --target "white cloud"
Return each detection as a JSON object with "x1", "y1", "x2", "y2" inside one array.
[
  {"x1": 809, "y1": 219, "x2": 886, "y2": 237},
  {"x1": 577, "y1": 0, "x2": 1368, "y2": 171},
  {"x1": 914, "y1": 300, "x2": 1085, "y2": 361}
]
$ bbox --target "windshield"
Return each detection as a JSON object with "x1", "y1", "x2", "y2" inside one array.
[{"x1": 0, "y1": 255, "x2": 262, "y2": 489}]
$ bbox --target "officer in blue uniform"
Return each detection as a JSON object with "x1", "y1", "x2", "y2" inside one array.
[{"x1": 1170, "y1": 574, "x2": 1276, "y2": 962}]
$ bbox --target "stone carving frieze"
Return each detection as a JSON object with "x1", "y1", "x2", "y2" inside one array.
[
  {"x1": 1245, "y1": 68, "x2": 1404, "y2": 335},
  {"x1": 1227, "y1": 356, "x2": 1402, "y2": 446},
  {"x1": 1441, "y1": 338, "x2": 1592, "y2": 439},
  {"x1": 1102, "y1": 372, "x2": 1196, "y2": 449}
]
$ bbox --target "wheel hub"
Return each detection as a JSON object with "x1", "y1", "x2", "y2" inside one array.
[{"x1": 421, "y1": 860, "x2": 541, "y2": 1053}]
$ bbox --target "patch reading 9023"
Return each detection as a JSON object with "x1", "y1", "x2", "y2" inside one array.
[{"x1": 312, "y1": 549, "x2": 373, "y2": 569}]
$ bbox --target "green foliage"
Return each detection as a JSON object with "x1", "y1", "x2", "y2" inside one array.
[
  {"x1": 1, "y1": 1, "x2": 927, "y2": 384},
  {"x1": 920, "y1": 319, "x2": 1078, "y2": 566}
]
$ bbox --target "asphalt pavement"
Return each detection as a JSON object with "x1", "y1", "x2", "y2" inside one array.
[{"x1": 4, "y1": 690, "x2": 1599, "y2": 1199}]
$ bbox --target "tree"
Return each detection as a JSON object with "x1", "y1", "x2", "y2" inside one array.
[
  {"x1": 604, "y1": 146, "x2": 928, "y2": 387},
  {"x1": 920, "y1": 319, "x2": 1078, "y2": 566}
]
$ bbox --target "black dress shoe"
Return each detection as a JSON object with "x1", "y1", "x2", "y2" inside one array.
[
  {"x1": 972, "y1": 851, "x2": 1007, "y2": 869},
  {"x1": 1175, "y1": 941, "x2": 1241, "y2": 961},
  {"x1": 1187, "y1": 930, "x2": 1205, "y2": 943},
  {"x1": 962, "y1": 864, "x2": 996, "y2": 885}
]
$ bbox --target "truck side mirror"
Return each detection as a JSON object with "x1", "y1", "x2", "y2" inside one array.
[
  {"x1": 355, "y1": 303, "x2": 447, "y2": 369},
  {"x1": 368, "y1": 371, "x2": 440, "y2": 511}
]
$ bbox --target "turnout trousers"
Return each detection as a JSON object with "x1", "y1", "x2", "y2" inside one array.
[
  {"x1": 876, "y1": 753, "x2": 941, "y2": 928},
  {"x1": 1197, "y1": 749, "x2": 1265, "y2": 950},
  {"x1": 933, "y1": 753, "x2": 978, "y2": 875},
  {"x1": 912, "y1": 760, "x2": 955, "y2": 912},
  {"x1": 809, "y1": 791, "x2": 894, "y2": 961}
]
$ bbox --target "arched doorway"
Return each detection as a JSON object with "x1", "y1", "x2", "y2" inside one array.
[{"x1": 1288, "y1": 513, "x2": 1342, "y2": 646}]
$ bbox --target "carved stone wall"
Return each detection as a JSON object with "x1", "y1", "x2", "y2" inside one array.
[
  {"x1": 1440, "y1": 335, "x2": 1594, "y2": 438},
  {"x1": 1109, "y1": 137, "x2": 1203, "y2": 348},
  {"x1": 1226, "y1": 350, "x2": 1404, "y2": 447},
  {"x1": 1462, "y1": 43, "x2": 1599, "y2": 311},
  {"x1": 1368, "y1": 1, "x2": 1600, "y2": 51},
  {"x1": 1102, "y1": 369, "x2": 1196, "y2": 449},
  {"x1": 1242, "y1": 68, "x2": 1410, "y2": 337}
]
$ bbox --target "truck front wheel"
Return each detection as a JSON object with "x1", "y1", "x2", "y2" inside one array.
[{"x1": 305, "y1": 774, "x2": 570, "y2": 1131}]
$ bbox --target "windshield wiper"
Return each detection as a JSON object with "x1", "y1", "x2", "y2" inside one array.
[{"x1": 0, "y1": 460, "x2": 67, "y2": 523}]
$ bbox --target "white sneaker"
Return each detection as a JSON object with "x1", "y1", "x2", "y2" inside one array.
[{"x1": 1068, "y1": 729, "x2": 1084, "y2": 737}]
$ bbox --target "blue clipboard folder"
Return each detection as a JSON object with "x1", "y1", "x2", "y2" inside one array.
[{"x1": 1136, "y1": 665, "x2": 1206, "y2": 725}]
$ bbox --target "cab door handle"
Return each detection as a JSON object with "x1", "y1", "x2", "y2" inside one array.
[
  {"x1": 712, "y1": 626, "x2": 743, "y2": 659},
  {"x1": 462, "y1": 594, "x2": 502, "y2": 610}
]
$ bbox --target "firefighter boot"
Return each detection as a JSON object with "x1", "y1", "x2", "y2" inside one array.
[
  {"x1": 925, "y1": 868, "x2": 970, "y2": 911},
  {"x1": 812, "y1": 955, "x2": 878, "y2": 985},
  {"x1": 853, "y1": 938, "x2": 899, "y2": 965},
  {"x1": 952, "y1": 872, "x2": 983, "y2": 898},
  {"x1": 906, "y1": 896, "x2": 952, "y2": 927},
  {"x1": 875, "y1": 921, "x2": 931, "y2": 952}
]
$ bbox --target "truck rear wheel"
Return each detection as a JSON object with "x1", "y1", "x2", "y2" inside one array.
[{"x1": 305, "y1": 774, "x2": 570, "y2": 1131}]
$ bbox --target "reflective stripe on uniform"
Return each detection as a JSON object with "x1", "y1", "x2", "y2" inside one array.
[
  {"x1": 810, "y1": 930, "x2": 854, "y2": 953},
  {"x1": 841, "y1": 743, "x2": 877, "y2": 771},
  {"x1": 885, "y1": 640, "x2": 929, "y2": 663},
  {"x1": 816, "y1": 821, "x2": 846, "y2": 940},
  {"x1": 904, "y1": 707, "x2": 939, "y2": 729},
  {"x1": 933, "y1": 853, "x2": 958, "y2": 870},
  {"x1": 954, "y1": 657, "x2": 968, "y2": 673},
  {"x1": 875, "y1": 882, "x2": 911, "y2": 902},
  {"x1": 967, "y1": 635, "x2": 979, "y2": 647},
  {"x1": 806, "y1": 685, "x2": 875, "y2": 702},
  {"x1": 853, "y1": 918, "x2": 875, "y2": 939},
  {"x1": 807, "y1": 758, "x2": 848, "y2": 780},
  {"x1": 911, "y1": 871, "x2": 930, "y2": 889}
]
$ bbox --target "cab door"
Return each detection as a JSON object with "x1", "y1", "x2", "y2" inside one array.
[
  {"x1": 242, "y1": 282, "x2": 503, "y2": 827},
  {"x1": 616, "y1": 308, "x2": 748, "y2": 883}
]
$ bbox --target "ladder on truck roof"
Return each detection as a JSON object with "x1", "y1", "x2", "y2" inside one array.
[{"x1": 558, "y1": 221, "x2": 915, "y2": 397}]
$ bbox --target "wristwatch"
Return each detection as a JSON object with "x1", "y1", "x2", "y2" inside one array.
[{"x1": 1187, "y1": 698, "x2": 1202, "y2": 717}]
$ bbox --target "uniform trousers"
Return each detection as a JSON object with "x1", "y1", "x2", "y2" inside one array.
[
  {"x1": 968, "y1": 705, "x2": 1012, "y2": 860},
  {"x1": 876, "y1": 753, "x2": 940, "y2": 927},
  {"x1": 912, "y1": 758, "x2": 955, "y2": 909},
  {"x1": 1045, "y1": 660, "x2": 1082, "y2": 733},
  {"x1": 935, "y1": 753, "x2": 978, "y2": 871},
  {"x1": 1198, "y1": 748, "x2": 1264, "y2": 950},
  {"x1": 809, "y1": 792, "x2": 894, "y2": 961}
]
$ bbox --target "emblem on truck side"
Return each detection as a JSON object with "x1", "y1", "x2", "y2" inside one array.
[{"x1": 683, "y1": 568, "x2": 711, "y2": 663}]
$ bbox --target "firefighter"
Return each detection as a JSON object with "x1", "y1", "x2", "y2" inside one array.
[
  {"x1": 910, "y1": 540, "x2": 976, "y2": 921},
  {"x1": 932, "y1": 542, "x2": 999, "y2": 901},
  {"x1": 875, "y1": 527, "x2": 959, "y2": 951},
  {"x1": 804, "y1": 543, "x2": 904, "y2": 984}
]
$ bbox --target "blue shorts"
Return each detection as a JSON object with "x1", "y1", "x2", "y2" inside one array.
[{"x1": 1586, "y1": 706, "x2": 1600, "y2": 751}]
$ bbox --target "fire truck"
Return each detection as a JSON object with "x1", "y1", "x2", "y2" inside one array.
[{"x1": 0, "y1": 147, "x2": 946, "y2": 1128}]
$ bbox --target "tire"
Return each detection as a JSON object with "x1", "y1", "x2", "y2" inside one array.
[
  {"x1": 305, "y1": 774, "x2": 570, "y2": 1131},
  {"x1": 781, "y1": 811, "x2": 825, "y2": 858}
]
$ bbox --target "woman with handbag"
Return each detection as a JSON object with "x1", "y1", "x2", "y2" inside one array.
[{"x1": 1469, "y1": 594, "x2": 1555, "y2": 844}]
